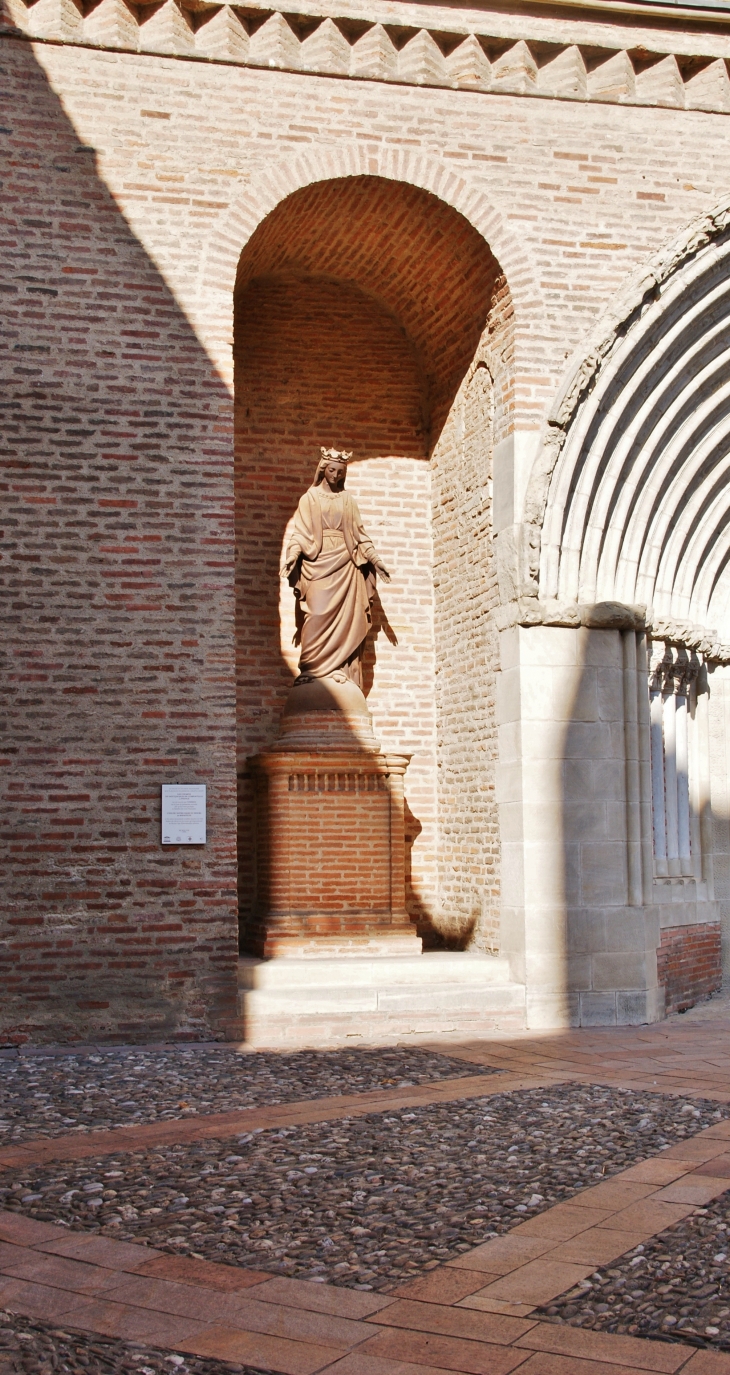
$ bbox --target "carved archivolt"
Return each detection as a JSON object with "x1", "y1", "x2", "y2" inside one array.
[{"x1": 526, "y1": 196, "x2": 730, "y2": 663}]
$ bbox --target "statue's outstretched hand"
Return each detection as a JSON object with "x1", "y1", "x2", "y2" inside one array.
[{"x1": 375, "y1": 560, "x2": 391, "y2": 582}]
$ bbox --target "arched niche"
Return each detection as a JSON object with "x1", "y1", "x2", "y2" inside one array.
[{"x1": 234, "y1": 174, "x2": 512, "y2": 950}]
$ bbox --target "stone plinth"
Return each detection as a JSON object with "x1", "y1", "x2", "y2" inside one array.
[
  {"x1": 248, "y1": 676, "x2": 421, "y2": 957},
  {"x1": 236, "y1": 951, "x2": 526, "y2": 1046}
]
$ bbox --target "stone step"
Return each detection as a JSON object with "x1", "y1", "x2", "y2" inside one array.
[
  {"x1": 233, "y1": 952, "x2": 526, "y2": 1047},
  {"x1": 238, "y1": 950, "x2": 514, "y2": 990},
  {"x1": 241, "y1": 981, "x2": 525, "y2": 1016}
]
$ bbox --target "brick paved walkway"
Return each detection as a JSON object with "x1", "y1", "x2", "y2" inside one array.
[{"x1": 4, "y1": 1004, "x2": 730, "y2": 1374}]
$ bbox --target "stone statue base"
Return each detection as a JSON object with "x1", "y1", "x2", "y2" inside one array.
[
  {"x1": 273, "y1": 673, "x2": 380, "y2": 752},
  {"x1": 248, "y1": 677, "x2": 421, "y2": 958}
]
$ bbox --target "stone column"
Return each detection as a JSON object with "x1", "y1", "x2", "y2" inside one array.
[{"x1": 497, "y1": 621, "x2": 662, "y2": 1028}]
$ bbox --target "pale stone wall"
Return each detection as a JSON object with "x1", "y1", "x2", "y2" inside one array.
[
  {"x1": 498, "y1": 624, "x2": 661, "y2": 1027},
  {"x1": 708, "y1": 667, "x2": 730, "y2": 977},
  {"x1": 497, "y1": 622, "x2": 726, "y2": 1026}
]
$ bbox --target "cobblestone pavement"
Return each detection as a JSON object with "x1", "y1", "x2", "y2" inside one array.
[
  {"x1": 5, "y1": 1017, "x2": 730, "y2": 1370},
  {"x1": 0, "y1": 1048, "x2": 486, "y2": 1145},
  {"x1": 541, "y1": 1188, "x2": 730, "y2": 1351},
  {"x1": 1, "y1": 1084, "x2": 725, "y2": 1293},
  {"x1": 0, "y1": 1310, "x2": 268, "y2": 1375}
]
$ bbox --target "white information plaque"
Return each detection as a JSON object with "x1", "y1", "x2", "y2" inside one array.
[{"x1": 161, "y1": 784, "x2": 207, "y2": 845}]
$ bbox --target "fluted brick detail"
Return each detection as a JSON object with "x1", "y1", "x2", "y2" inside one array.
[
  {"x1": 350, "y1": 23, "x2": 397, "y2": 81},
  {"x1": 84, "y1": 0, "x2": 138, "y2": 50},
  {"x1": 27, "y1": 0, "x2": 82, "y2": 41},
  {"x1": 299, "y1": 17, "x2": 350, "y2": 75},
  {"x1": 445, "y1": 34, "x2": 491, "y2": 91},
  {"x1": 685, "y1": 58, "x2": 730, "y2": 112},
  {"x1": 139, "y1": 0, "x2": 193, "y2": 53},
  {"x1": 247, "y1": 12, "x2": 300, "y2": 69},
  {"x1": 587, "y1": 50, "x2": 635, "y2": 101},
  {"x1": 635, "y1": 54, "x2": 685, "y2": 108},
  {"x1": 397, "y1": 29, "x2": 447, "y2": 87}
]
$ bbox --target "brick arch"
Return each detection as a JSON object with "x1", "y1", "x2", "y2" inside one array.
[
  {"x1": 524, "y1": 193, "x2": 730, "y2": 616},
  {"x1": 196, "y1": 142, "x2": 538, "y2": 340},
  {"x1": 233, "y1": 162, "x2": 517, "y2": 951},
  {"x1": 236, "y1": 174, "x2": 505, "y2": 445}
]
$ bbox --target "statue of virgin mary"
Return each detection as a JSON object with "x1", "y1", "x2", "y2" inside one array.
[{"x1": 281, "y1": 449, "x2": 390, "y2": 690}]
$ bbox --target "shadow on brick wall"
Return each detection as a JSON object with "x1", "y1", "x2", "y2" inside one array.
[{"x1": 0, "y1": 34, "x2": 238, "y2": 1043}]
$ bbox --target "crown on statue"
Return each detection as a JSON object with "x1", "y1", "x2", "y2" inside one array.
[{"x1": 320, "y1": 447, "x2": 353, "y2": 464}]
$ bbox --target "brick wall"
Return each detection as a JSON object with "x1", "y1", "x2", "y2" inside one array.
[
  {"x1": 657, "y1": 923, "x2": 722, "y2": 1016},
  {"x1": 430, "y1": 275, "x2": 514, "y2": 950},
  {"x1": 234, "y1": 272, "x2": 434, "y2": 936},
  {"x1": 0, "y1": 40, "x2": 238, "y2": 1043},
  {"x1": 5, "y1": 30, "x2": 730, "y2": 1036},
  {"x1": 250, "y1": 756, "x2": 417, "y2": 954}
]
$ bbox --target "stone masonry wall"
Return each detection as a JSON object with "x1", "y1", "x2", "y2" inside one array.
[{"x1": 5, "y1": 24, "x2": 730, "y2": 1036}]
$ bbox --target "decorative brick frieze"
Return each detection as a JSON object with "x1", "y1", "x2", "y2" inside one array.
[
  {"x1": 5, "y1": 0, "x2": 730, "y2": 114},
  {"x1": 287, "y1": 771, "x2": 388, "y2": 794}
]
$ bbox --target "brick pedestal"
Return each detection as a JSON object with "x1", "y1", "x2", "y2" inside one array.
[{"x1": 249, "y1": 748, "x2": 420, "y2": 957}]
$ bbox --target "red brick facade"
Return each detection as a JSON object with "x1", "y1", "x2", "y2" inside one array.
[
  {"x1": 4, "y1": 12, "x2": 730, "y2": 1039},
  {"x1": 249, "y1": 751, "x2": 414, "y2": 955},
  {"x1": 657, "y1": 924, "x2": 722, "y2": 1016},
  {"x1": 1, "y1": 41, "x2": 239, "y2": 1042}
]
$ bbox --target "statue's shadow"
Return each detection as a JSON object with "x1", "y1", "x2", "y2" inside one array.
[{"x1": 362, "y1": 586, "x2": 397, "y2": 698}]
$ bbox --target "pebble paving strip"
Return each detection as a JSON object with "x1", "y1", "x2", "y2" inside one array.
[
  {"x1": 1, "y1": 1085, "x2": 727, "y2": 1293},
  {"x1": 0, "y1": 1047, "x2": 487, "y2": 1144},
  {"x1": 541, "y1": 1185, "x2": 730, "y2": 1354},
  {"x1": 0, "y1": 1310, "x2": 268, "y2": 1375}
]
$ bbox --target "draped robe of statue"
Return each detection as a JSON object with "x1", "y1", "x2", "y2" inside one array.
[{"x1": 282, "y1": 484, "x2": 382, "y2": 688}]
